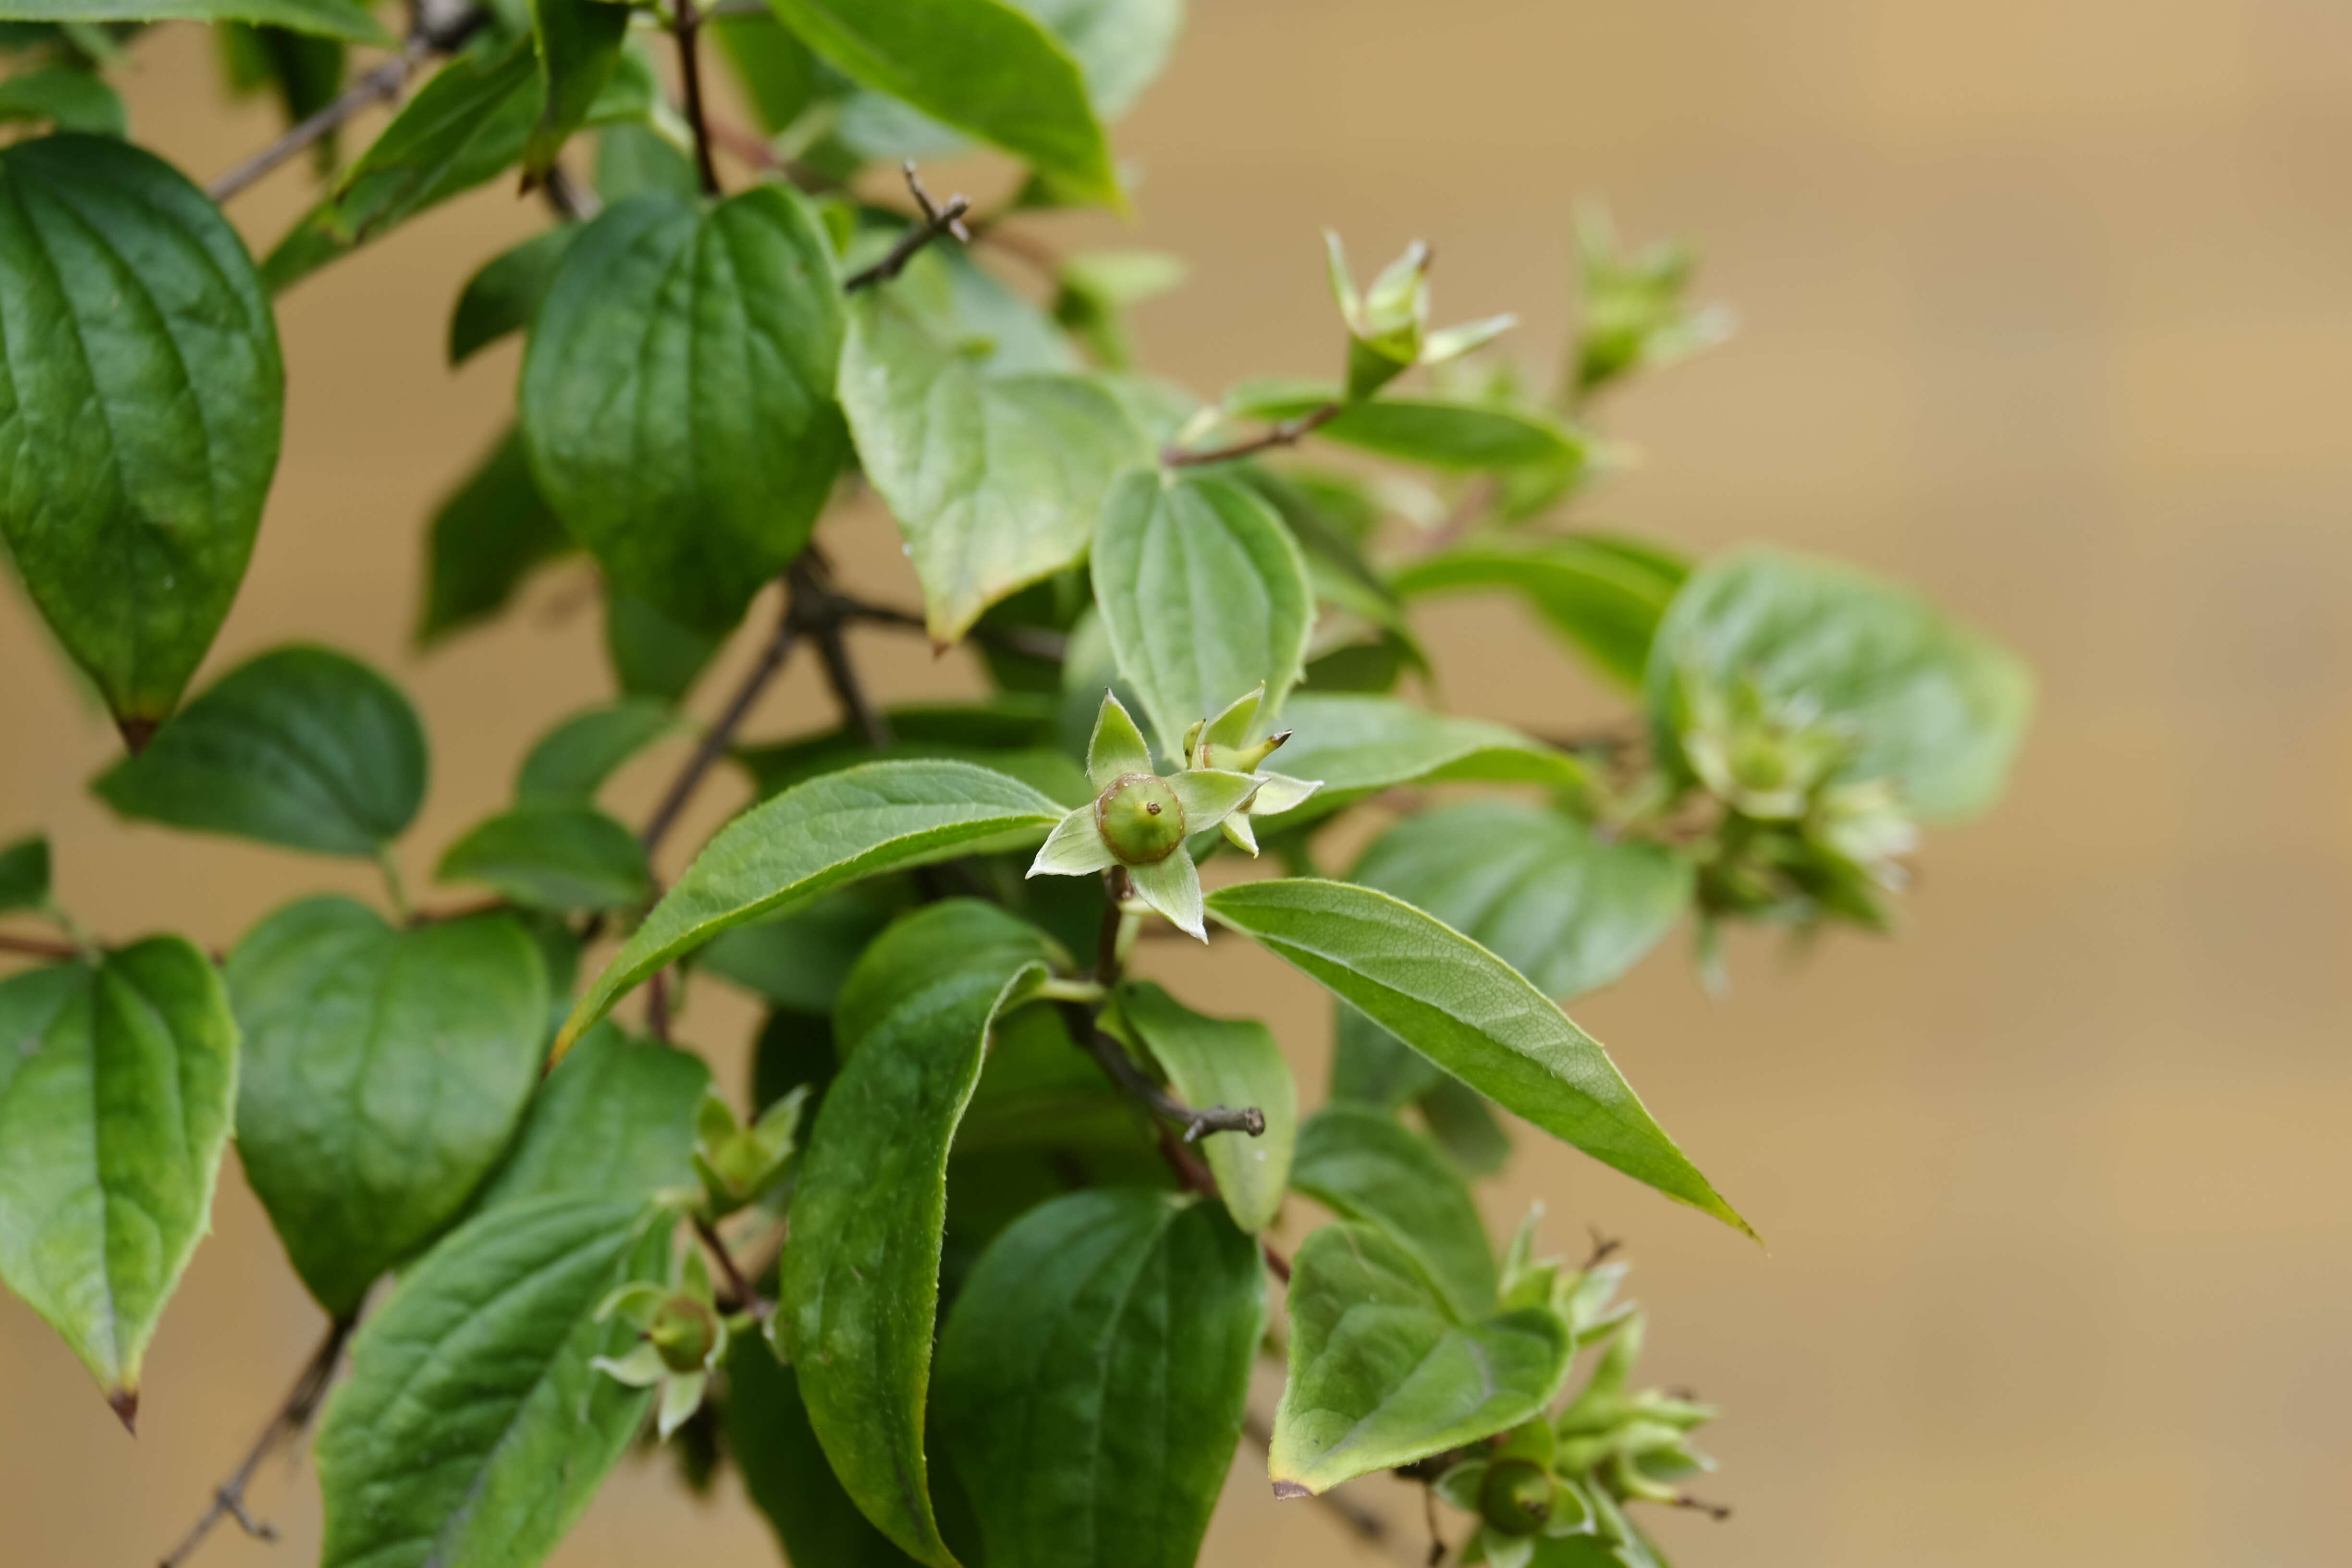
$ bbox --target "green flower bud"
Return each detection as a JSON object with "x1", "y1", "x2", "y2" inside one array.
[
  {"x1": 1093, "y1": 772, "x2": 1187, "y2": 865},
  {"x1": 647, "y1": 1294, "x2": 723, "y2": 1374},
  {"x1": 1193, "y1": 729, "x2": 1290, "y2": 775},
  {"x1": 1479, "y1": 1458, "x2": 1556, "y2": 1537}
]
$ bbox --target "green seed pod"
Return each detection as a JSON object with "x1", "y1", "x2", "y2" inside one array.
[
  {"x1": 1478, "y1": 1458, "x2": 1557, "y2": 1537},
  {"x1": 1093, "y1": 772, "x2": 1187, "y2": 865},
  {"x1": 1194, "y1": 729, "x2": 1291, "y2": 774},
  {"x1": 648, "y1": 1294, "x2": 723, "y2": 1374}
]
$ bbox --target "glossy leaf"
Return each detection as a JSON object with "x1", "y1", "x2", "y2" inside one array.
[
  {"x1": 1204, "y1": 879, "x2": 1751, "y2": 1237},
  {"x1": 516, "y1": 698, "x2": 679, "y2": 802},
  {"x1": 523, "y1": 0, "x2": 629, "y2": 182},
  {"x1": 0, "y1": 134, "x2": 283, "y2": 728},
  {"x1": 416, "y1": 427, "x2": 576, "y2": 645},
  {"x1": 1393, "y1": 536, "x2": 1688, "y2": 691},
  {"x1": 840, "y1": 291, "x2": 1146, "y2": 643},
  {"x1": 1290, "y1": 1103, "x2": 1494, "y2": 1319},
  {"x1": 1092, "y1": 469, "x2": 1315, "y2": 758},
  {"x1": 448, "y1": 225, "x2": 577, "y2": 366},
  {"x1": 1113, "y1": 980, "x2": 1295, "y2": 1233},
  {"x1": 1352, "y1": 800, "x2": 1690, "y2": 1000},
  {"x1": 782, "y1": 901, "x2": 1059, "y2": 1565},
  {"x1": 0, "y1": 64, "x2": 125, "y2": 134},
  {"x1": 521, "y1": 186, "x2": 847, "y2": 631},
  {"x1": 1231, "y1": 380, "x2": 1588, "y2": 473},
  {"x1": 1270, "y1": 1220, "x2": 1570, "y2": 1495},
  {"x1": 934, "y1": 1190, "x2": 1265, "y2": 1568},
  {"x1": 0, "y1": 833, "x2": 49, "y2": 911},
  {"x1": 1266, "y1": 693, "x2": 1587, "y2": 816},
  {"x1": 315, "y1": 1197, "x2": 664, "y2": 1568},
  {"x1": 474, "y1": 1023, "x2": 710, "y2": 1211},
  {"x1": 556, "y1": 760, "x2": 1065, "y2": 1055},
  {"x1": 727, "y1": 1335, "x2": 923, "y2": 1568},
  {"x1": 0, "y1": 0, "x2": 387, "y2": 41},
  {"x1": 0, "y1": 938, "x2": 235, "y2": 1413},
  {"x1": 1646, "y1": 548, "x2": 2034, "y2": 821},
  {"x1": 92, "y1": 646, "x2": 427, "y2": 858},
  {"x1": 436, "y1": 801, "x2": 652, "y2": 912},
  {"x1": 226, "y1": 898, "x2": 549, "y2": 1316},
  {"x1": 767, "y1": 0, "x2": 1121, "y2": 207}
]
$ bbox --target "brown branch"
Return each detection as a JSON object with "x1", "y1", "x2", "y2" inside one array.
[
  {"x1": 833, "y1": 595, "x2": 1069, "y2": 662},
  {"x1": 692, "y1": 1214, "x2": 769, "y2": 1319},
  {"x1": 790, "y1": 557, "x2": 894, "y2": 747},
  {"x1": 672, "y1": 0, "x2": 722, "y2": 196},
  {"x1": 0, "y1": 930, "x2": 77, "y2": 961},
  {"x1": 1162, "y1": 401, "x2": 1341, "y2": 468},
  {"x1": 844, "y1": 163, "x2": 972, "y2": 292},
  {"x1": 641, "y1": 589, "x2": 801, "y2": 859},
  {"x1": 156, "y1": 1317, "x2": 355, "y2": 1568}
]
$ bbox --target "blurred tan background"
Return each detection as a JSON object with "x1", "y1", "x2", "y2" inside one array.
[{"x1": 6, "y1": 1, "x2": 2351, "y2": 1564}]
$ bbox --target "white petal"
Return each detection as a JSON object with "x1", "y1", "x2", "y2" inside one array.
[
  {"x1": 1126, "y1": 852, "x2": 1205, "y2": 941},
  {"x1": 1248, "y1": 772, "x2": 1323, "y2": 815},
  {"x1": 657, "y1": 1370, "x2": 708, "y2": 1438},
  {"x1": 1169, "y1": 768, "x2": 1260, "y2": 831},
  {"x1": 591, "y1": 1342, "x2": 668, "y2": 1388},
  {"x1": 1086, "y1": 691, "x2": 1154, "y2": 791},
  {"x1": 1028, "y1": 806, "x2": 1117, "y2": 877}
]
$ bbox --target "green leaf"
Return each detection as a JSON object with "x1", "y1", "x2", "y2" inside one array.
[
  {"x1": 219, "y1": 22, "x2": 346, "y2": 158},
  {"x1": 1092, "y1": 470, "x2": 1315, "y2": 759},
  {"x1": 225, "y1": 898, "x2": 549, "y2": 1316},
  {"x1": 727, "y1": 1335, "x2": 923, "y2": 1568},
  {"x1": 606, "y1": 585, "x2": 723, "y2": 702},
  {"x1": 316, "y1": 1197, "x2": 665, "y2": 1568},
  {"x1": 710, "y1": 8, "x2": 823, "y2": 135},
  {"x1": 474, "y1": 1023, "x2": 710, "y2": 1211},
  {"x1": 1352, "y1": 800, "x2": 1690, "y2": 1000},
  {"x1": 1230, "y1": 380, "x2": 1588, "y2": 473},
  {"x1": 1270, "y1": 1220, "x2": 1569, "y2": 1495},
  {"x1": 840, "y1": 292, "x2": 1146, "y2": 643},
  {"x1": 766, "y1": 0, "x2": 1121, "y2": 207},
  {"x1": 0, "y1": 0, "x2": 387, "y2": 42},
  {"x1": 700, "y1": 882, "x2": 912, "y2": 1015},
  {"x1": 1266, "y1": 693, "x2": 1587, "y2": 817},
  {"x1": 1111, "y1": 980, "x2": 1295, "y2": 1233},
  {"x1": 1203, "y1": 879, "x2": 1751, "y2": 1237},
  {"x1": 1289, "y1": 1103, "x2": 1494, "y2": 1319},
  {"x1": 437, "y1": 801, "x2": 652, "y2": 912},
  {"x1": 557, "y1": 760, "x2": 1065, "y2": 1055},
  {"x1": 0, "y1": 64, "x2": 124, "y2": 134},
  {"x1": 516, "y1": 698, "x2": 679, "y2": 801},
  {"x1": 92, "y1": 646, "x2": 427, "y2": 857},
  {"x1": 594, "y1": 118, "x2": 698, "y2": 202},
  {"x1": 523, "y1": 0, "x2": 629, "y2": 182},
  {"x1": 934, "y1": 1190, "x2": 1265, "y2": 1568},
  {"x1": 0, "y1": 134, "x2": 284, "y2": 728},
  {"x1": 449, "y1": 225, "x2": 578, "y2": 366},
  {"x1": 522, "y1": 186, "x2": 847, "y2": 631},
  {"x1": 781, "y1": 900, "x2": 1060, "y2": 1566},
  {"x1": 844, "y1": 220, "x2": 1078, "y2": 377},
  {"x1": 0, "y1": 833, "x2": 49, "y2": 911},
  {"x1": 416, "y1": 427, "x2": 576, "y2": 646},
  {"x1": 736, "y1": 697, "x2": 1073, "y2": 800},
  {"x1": 1415, "y1": 1076, "x2": 1512, "y2": 1177},
  {"x1": 0, "y1": 937, "x2": 235, "y2": 1414},
  {"x1": 1646, "y1": 547, "x2": 2034, "y2": 821},
  {"x1": 1394, "y1": 536, "x2": 1688, "y2": 691}
]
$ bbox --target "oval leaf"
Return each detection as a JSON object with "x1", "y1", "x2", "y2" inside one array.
[
  {"x1": 436, "y1": 801, "x2": 652, "y2": 912},
  {"x1": 1268, "y1": 693, "x2": 1587, "y2": 815},
  {"x1": 516, "y1": 698, "x2": 680, "y2": 802},
  {"x1": 92, "y1": 645, "x2": 427, "y2": 857},
  {"x1": 0, "y1": 937, "x2": 236, "y2": 1418},
  {"x1": 728, "y1": 1335, "x2": 924, "y2": 1568},
  {"x1": 1203, "y1": 879, "x2": 1752, "y2": 1238},
  {"x1": 934, "y1": 1190, "x2": 1266, "y2": 1568},
  {"x1": 522, "y1": 185, "x2": 847, "y2": 632},
  {"x1": 0, "y1": 833, "x2": 49, "y2": 912},
  {"x1": 782, "y1": 900, "x2": 1061, "y2": 1567},
  {"x1": 1111, "y1": 980, "x2": 1296, "y2": 1234},
  {"x1": 1229, "y1": 380, "x2": 1588, "y2": 473},
  {"x1": 448, "y1": 225, "x2": 577, "y2": 367},
  {"x1": 416, "y1": 426, "x2": 576, "y2": 647},
  {"x1": 0, "y1": 0, "x2": 388, "y2": 41},
  {"x1": 225, "y1": 898, "x2": 549, "y2": 1316},
  {"x1": 1392, "y1": 535, "x2": 1687, "y2": 691},
  {"x1": 1289, "y1": 1103, "x2": 1495, "y2": 1321},
  {"x1": 555, "y1": 760, "x2": 1065, "y2": 1056},
  {"x1": 473, "y1": 1023, "x2": 710, "y2": 1212},
  {"x1": 1092, "y1": 469, "x2": 1314, "y2": 759},
  {"x1": 0, "y1": 133, "x2": 284, "y2": 729},
  {"x1": 315, "y1": 1196, "x2": 665, "y2": 1568}
]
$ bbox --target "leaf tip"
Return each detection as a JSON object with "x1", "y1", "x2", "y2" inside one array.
[
  {"x1": 107, "y1": 1386, "x2": 137, "y2": 1435},
  {"x1": 1271, "y1": 1479, "x2": 1312, "y2": 1500}
]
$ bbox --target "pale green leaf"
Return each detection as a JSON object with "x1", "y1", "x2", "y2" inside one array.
[
  {"x1": 1112, "y1": 980, "x2": 1295, "y2": 1233},
  {"x1": 1230, "y1": 380, "x2": 1588, "y2": 473},
  {"x1": 1393, "y1": 536, "x2": 1689, "y2": 691},
  {"x1": 1264, "y1": 693, "x2": 1587, "y2": 819}
]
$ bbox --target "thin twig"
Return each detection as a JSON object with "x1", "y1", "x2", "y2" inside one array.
[
  {"x1": 0, "y1": 930, "x2": 77, "y2": 961},
  {"x1": 156, "y1": 1317, "x2": 355, "y2": 1568},
  {"x1": 646, "y1": 968, "x2": 674, "y2": 1042},
  {"x1": 671, "y1": 0, "x2": 722, "y2": 196},
  {"x1": 1162, "y1": 401, "x2": 1342, "y2": 467},
  {"x1": 540, "y1": 162, "x2": 600, "y2": 221},
  {"x1": 692, "y1": 1215, "x2": 769, "y2": 1319},
  {"x1": 641, "y1": 589, "x2": 801, "y2": 858},
  {"x1": 833, "y1": 596, "x2": 1070, "y2": 662},
  {"x1": 1068, "y1": 1011, "x2": 1265, "y2": 1142},
  {"x1": 844, "y1": 162, "x2": 972, "y2": 292},
  {"x1": 1672, "y1": 1493, "x2": 1735, "y2": 1521},
  {"x1": 790, "y1": 558, "x2": 894, "y2": 747}
]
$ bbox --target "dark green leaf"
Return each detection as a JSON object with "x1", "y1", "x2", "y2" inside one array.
[
  {"x1": 0, "y1": 134, "x2": 283, "y2": 727},
  {"x1": 0, "y1": 833, "x2": 49, "y2": 911},
  {"x1": 315, "y1": 1197, "x2": 665, "y2": 1568},
  {"x1": 93, "y1": 646, "x2": 427, "y2": 857},
  {"x1": 474, "y1": 1023, "x2": 710, "y2": 1211},
  {"x1": 557, "y1": 760, "x2": 1065, "y2": 1054},
  {"x1": 1394, "y1": 536, "x2": 1688, "y2": 690},
  {"x1": 1091, "y1": 469, "x2": 1315, "y2": 758},
  {"x1": 710, "y1": 8, "x2": 822, "y2": 134},
  {"x1": 0, "y1": 937, "x2": 235, "y2": 1410},
  {"x1": 437, "y1": 801, "x2": 652, "y2": 912},
  {"x1": 220, "y1": 23, "x2": 345, "y2": 159},
  {"x1": 735, "y1": 696, "x2": 1065, "y2": 795},
  {"x1": 516, "y1": 698, "x2": 679, "y2": 801},
  {"x1": 1230, "y1": 380, "x2": 1589, "y2": 473},
  {"x1": 1330, "y1": 1004, "x2": 1443, "y2": 1110},
  {"x1": 781, "y1": 900, "x2": 1059, "y2": 1566},
  {"x1": 728, "y1": 1335, "x2": 923, "y2": 1568},
  {"x1": 841, "y1": 292, "x2": 1144, "y2": 643},
  {"x1": 606, "y1": 585, "x2": 723, "y2": 702},
  {"x1": 752, "y1": 1007, "x2": 839, "y2": 1112},
  {"x1": 700, "y1": 881, "x2": 913, "y2": 1015},
  {"x1": 935, "y1": 1190, "x2": 1265, "y2": 1568},
  {"x1": 0, "y1": 0, "x2": 387, "y2": 41},
  {"x1": 1270, "y1": 1220, "x2": 1569, "y2": 1494},
  {"x1": 1290, "y1": 1103, "x2": 1494, "y2": 1319},
  {"x1": 767, "y1": 0, "x2": 1120, "y2": 207},
  {"x1": 1266, "y1": 693, "x2": 1587, "y2": 818},
  {"x1": 953, "y1": 1000, "x2": 1139, "y2": 1157},
  {"x1": 416, "y1": 427, "x2": 576, "y2": 645},
  {"x1": 1112, "y1": 980, "x2": 1295, "y2": 1233},
  {"x1": 522, "y1": 186, "x2": 847, "y2": 631},
  {"x1": 1647, "y1": 548, "x2": 2034, "y2": 821},
  {"x1": 1414, "y1": 1076, "x2": 1512, "y2": 1177},
  {"x1": 226, "y1": 898, "x2": 549, "y2": 1315},
  {"x1": 1204, "y1": 879, "x2": 1752, "y2": 1237},
  {"x1": 523, "y1": 0, "x2": 629, "y2": 181},
  {"x1": 594, "y1": 117, "x2": 698, "y2": 201},
  {"x1": 449, "y1": 225, "x2": 578, "y2": 366},
  {"x1": 0, "y1": 63, "x2": 123, "y2": 133}
]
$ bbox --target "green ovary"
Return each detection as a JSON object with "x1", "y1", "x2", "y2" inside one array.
[{"x1": 1093, "y1": 773, "x2": 1187, "y2": 865}]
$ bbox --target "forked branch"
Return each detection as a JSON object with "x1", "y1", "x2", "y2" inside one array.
[{"x1": 157, "y1": 1316, "x2": 356, "y2": 1568}]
